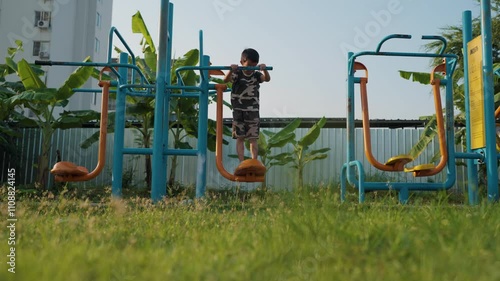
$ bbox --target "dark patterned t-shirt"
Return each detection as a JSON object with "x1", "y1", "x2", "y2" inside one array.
[{"x1": 230, "y1": 70, "x2": 262, "y2": 112}]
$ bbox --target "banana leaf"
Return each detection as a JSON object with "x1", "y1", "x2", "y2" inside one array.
[
  {"x1": 408, "y1": 116, "x2": 437, "y2": 159},
  {"x1": 298, "y1": 116, "x2": 326, "y2": 147},
  {"x1": 17, "y1": 59, "x2": 46, "y2": 90},
  {"x1": 56, "y1": 56, "x2": 93, "y2": 100}
]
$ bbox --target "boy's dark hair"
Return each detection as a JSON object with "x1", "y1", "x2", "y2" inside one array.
[{"x1": 241, "y1": 48, "x2": 259, "y2": 63}]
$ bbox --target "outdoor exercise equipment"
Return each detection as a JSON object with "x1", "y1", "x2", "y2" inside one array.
[
  {"x1": 50, "y1": 67, "x2": 113, "y2": 182},
  {"x1": 342, "y1": 0, "x2": 500, "y2": 204},
  {"x1": 340, "y1": 34, "x2": 459, "y2": 204},
  {"x1": 214, "y1": 84, "x2": 266, "y2": 182},
  {"x1": 461, "y1": 3, "x2": 499, "y2": 204},
  {"x1": 354, "y1": 61, "x2": 448, "y2": 176},
  {"x1": 39, "y1": 0, "x2": 272, "y2": 201}
]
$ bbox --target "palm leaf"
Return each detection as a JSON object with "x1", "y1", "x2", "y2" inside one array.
[
  {"x1": 267, "y1": 118, "x2": 301, "y2": 146},
  {"x1": 144, "y1": 51, "x2": 157, "y2": 73},
  {"x1": 262, "y1": 129, "x2": 276, "y2": 138},
  {"x1": 303, "y1": 153, "x2": 328, "y2": 164},
  {"x1": 56, "y1": 57, "x2": 93, "y2": 100},
  {"x1": 308, "y1": 147, "x2": 331, "y2": 155},
  {"x1": 268, "y1": 132, "x2": 296, "y2": 148},
  {"x1": 257, "y1": 131, "x2": 268, "y2": 152},
  {"x1": 399, "y1": 71, "x2": 432, "y2": 85},
  {"x1": 408, "y1": 115, "x2": 437, "y2": 159},
  {"x1": 4, "y1": 57, "x2": 18, "y2": 74},
  {"x1": 17, "y1": 59, "x2": 46, "y2": 90},
  {"x1": 54, "y1": 110, "x2": 100, "y2": 129},
  {"x1": 298, "y1": 116, "x2": 326, "y2": 147},
  {"x1": 132, "y1": 11, "x2": 156, "y2": 54},
  {"x1": 8, "y1": 89, "x2": 56, "y2": 106}
]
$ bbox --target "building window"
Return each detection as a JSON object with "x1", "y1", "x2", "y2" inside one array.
[
  {"x1": 35, "y1": 11, "x2": 51, "y2": 27},
  {"x1": 96, "y1": 12, "x2": 101, "y2": 28},
  {"x1": 33, "y1": 41, "x2": 50, "y2": 57},
  {"x1": 94, "y1": 38, "x2": 100, "y2": 53}
]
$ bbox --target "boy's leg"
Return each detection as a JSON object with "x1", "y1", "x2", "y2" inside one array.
[
  {"x1": 245, "y1": 110, "x2": 260, "y2": 160},
  {"x1": 232, "y1": 110, "x2": 245, "y2": 161},
  {"x1": 249, "y1": 139, "x2": 258, "y2": 159},
  {"x1": 236, "y1": 137, "x2": 245, "y2": 162}
]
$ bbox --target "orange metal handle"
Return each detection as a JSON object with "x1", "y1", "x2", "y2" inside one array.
[
  {"x1": 355, "y1": 62, "x2": 404, "y2": 171},
  {"x1": 215, "y1": 84, "x2": 236, "y2": 181},
  {"x1": 54, "y1": 68, "x2": 112, "y2": 182},
  {"x1": 415, "y1": 63, "x2": 448, "y2": 177}
]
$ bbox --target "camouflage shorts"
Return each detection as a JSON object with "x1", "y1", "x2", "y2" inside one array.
[{"x1": 232, "y1": 110, "x2": 260, "y2": 139}]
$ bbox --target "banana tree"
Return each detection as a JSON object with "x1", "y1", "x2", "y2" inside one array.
[
  {"x1": 130, "y1": 11, "x2": 204, "y2": 190},
  {"x1": 234, "y1": 117, "x2": 330, "y2": 189},
  {"x1": 7, "y1": 55, "x2": 95, "y2": 189},
  {"x1": 285, "y1": 117, "x2": 330, "y2": 189},
  {"x1": 229, "y1": 118, "x2": 302, "y2": 189},
  {"x1": 84, "y1": 11, "x2": 228, "y2": 190},
  {"x1": 0, "y1": 41, "x2": 34, "y2": 171}
]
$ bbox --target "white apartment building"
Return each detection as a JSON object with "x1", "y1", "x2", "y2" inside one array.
[{"x1": 0, "y1": 0, "x2": 114, "y2": 116}]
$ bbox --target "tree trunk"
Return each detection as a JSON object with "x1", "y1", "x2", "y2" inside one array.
[
  {"x1": 36, "y1": 131, "x2": 52, "y2": 190},
  {"x1": 144, "y1": 130, "x2": 152, "y2": 188},
  {"x1": 261, "y1": 178, "x2": 267, "y2": 191},
  {"x1": 145, "y1": 154, "x2": 152, "y2": 188},
  {"x1": 297, "y1": 166, "x2": 304, "y2": 191},
  {"x1": 167, "y1": 155, "x2": 178, "y2": 194},
  {"x1": 261, "y1": 156, "x2": 268, "y2": 191}
]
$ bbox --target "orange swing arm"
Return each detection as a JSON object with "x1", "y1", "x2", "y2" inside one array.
[
  {"x1": 412, "y1": 63, "x2": 448, "y2": 177},
  {"x1": 356, "y1": 62, "x2": 413, "y2": 171},
  {"x1": 215, "y1": 84, "x2": 237, "y2": 181},
  {"x1": 214, "y1": 84, "x2": 266, "y2": 182},
  {"x1": 50, "y1": 67, "x2": 112, "y2": 182}
]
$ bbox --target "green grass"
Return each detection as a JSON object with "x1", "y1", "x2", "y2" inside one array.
[{"x1": 1, "y1": 187, "x2": 499, "y2": 281}]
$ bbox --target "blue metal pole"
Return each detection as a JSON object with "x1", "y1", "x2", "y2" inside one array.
[
  {"x1": 462, "y1": 10, "x2": 479, "y2": 205},
  {"x1": 151, "y1": 0, "x2": 171, "y2": 202},
  {"x1": 111, "y1": 52, "x2": 130, "y2": 197},
  {"x1": 163, "y1": 2, "x2": 174, "y2": 182},
  {"x1": 346, "y1": 52, "x2": 358, "y2": 185},
  {"x1": 195, "y1": 32, "x2": 209, "y2": 198},
  {"x1": 445, "y1": 60, "x2": 457, "y2": 188},
  {"x1": 480, "y1": 0, "x2": 499, "y2": 202}
]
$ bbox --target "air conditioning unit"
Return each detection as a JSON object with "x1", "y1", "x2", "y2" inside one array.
[
  {"x1": 37, "y1": 20, "x2": 49, "y2": 28},
  {"x1": 39, "y1": 51, "x2": 50, "y2": 58}
]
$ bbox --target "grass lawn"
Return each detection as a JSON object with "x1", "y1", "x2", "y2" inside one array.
[{"x1": 0, "y1": 187, "x2": 499, "y2": 281}]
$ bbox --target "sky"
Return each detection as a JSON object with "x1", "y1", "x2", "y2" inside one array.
[{"x1": 112, "y1": 0, "x2": 481, "y2": 120}]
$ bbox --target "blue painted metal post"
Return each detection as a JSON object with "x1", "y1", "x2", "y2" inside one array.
[
  {"x1": 462, "y1": 10, "x2": 479, "y2": 205},
  {"x1": 151, "y1": 0, "x2": 171, "y2": 202},
  {"x1": 111, "y1": 52, "x2": 130, "y2": 198},
  {"x1": 398, "y1": 187, "x2": 409, "y2": 204},
  {"x1": 445, "y1": 59, "x2": 458, "y2": 187},
  {"x1": 195, "y1": 51, "x2": 210, "y2": 198},
  {"x1": 346, "y1": 52, "x2": 357, "y2": 183},
  {"x1": 162, "y1": 2, "x2": 174, "y2": 192},
  {"x1": 480, "y1": 0, "x2": 499, "y2": 202}
]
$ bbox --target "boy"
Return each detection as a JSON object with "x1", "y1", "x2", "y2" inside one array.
[{"x1": 223, "y1": 48, "x2": 271, "y2": 162}]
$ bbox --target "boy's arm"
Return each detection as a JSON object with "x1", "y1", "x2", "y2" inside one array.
[
  {"x1": 224, "y1": 64, "x2": 238, "y2": 83},
  {"x1": 259, "y1": 64, "x2": 271, "y2": 82}
]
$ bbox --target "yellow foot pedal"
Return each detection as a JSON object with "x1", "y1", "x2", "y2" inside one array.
[
  {"x1": 51, "y1": 161, "x2": 89, "y2": 177},
  {"x1": 404, "y1": 163, "x2": 436, "y2": 177},
  {"x1": 234, "y1": 159, "x2": 266, "y2": 182},
  {"x1": 385, "y1": 154, "x2": 414, "y2": 171}
]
